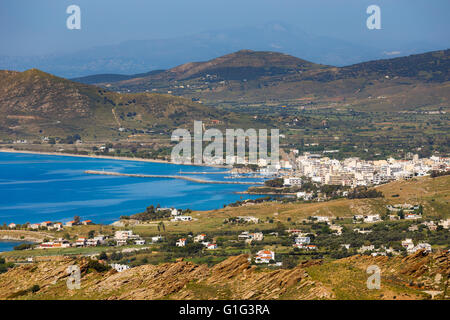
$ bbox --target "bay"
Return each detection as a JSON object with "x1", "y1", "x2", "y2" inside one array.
[{"x1": 0, "y1": 152, "x2": 261, "y2": 225}]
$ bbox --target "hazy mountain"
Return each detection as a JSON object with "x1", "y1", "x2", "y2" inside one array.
[{"x1": 0, "y1": 22, "x2": 387, "y2": 78}]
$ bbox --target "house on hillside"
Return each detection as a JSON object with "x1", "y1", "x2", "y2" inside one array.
[
  {"x1": 110, "y1": 264, "x2": 130, "y2": 273},
  {"x1": 176, "y1": 238, "x2": 187, "y2": 247},
  {"x1": 151, "y1": 235, "x2": 163, "y2": 243},
  {"x1": 172, "y1": 216, "x2": 192, "y2": 222},
  {"x1": 255, "y1": 250, "x2": 275, "y2": 264},
  {"x1": 41, "y1": 221, "x2": 53, "y2": 228},
  {"x1": 75, "y1": 237, "x2": 87, "y2": 247},
  {"x1": 364, "y1": 214, "x2": 380, "y2": 223},
  {"x1": 194, "y1": 234, "x2": 206, "y2": 243}
]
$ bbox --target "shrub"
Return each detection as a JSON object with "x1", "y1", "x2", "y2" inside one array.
[{"x1": 87, "y1": 260, "x2": 111, "y2": 272}]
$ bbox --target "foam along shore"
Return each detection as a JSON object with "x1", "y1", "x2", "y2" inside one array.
[
  {"x1": 85, "y1": 170, "x2": 264, "y2": 185},
  {"x1": 0, "y1": 148, "x2": 228, "y2": 168}
]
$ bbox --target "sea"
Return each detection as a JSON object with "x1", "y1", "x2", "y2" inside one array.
[{"x1": 0, "y1": 152, "x2": 262, "y2": 226}]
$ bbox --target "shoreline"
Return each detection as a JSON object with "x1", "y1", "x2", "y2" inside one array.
[
  {"x1": 235, "y1": 191, "x2": 297, "y2": 195},
  {"x1": 0, "y1": 148, "x2": 229, "y2": 169}
]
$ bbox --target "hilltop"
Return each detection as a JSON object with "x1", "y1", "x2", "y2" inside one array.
[
  {"x1": 77, "y1": 49, "x2": 450, "y2": 110},
  {"x1": 0, "y1": 69, "x2": 230, "y2": 140}
]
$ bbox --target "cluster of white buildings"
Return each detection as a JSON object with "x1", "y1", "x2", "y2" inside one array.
[
  {"x1": 353, "y1": 214, "x2": 381, "y2": 224},
  {"x1": 176, "y1": 233, "x2": 218, "y2": 250},
  {"x1": 279, "y1": 153, "x2": 449, "y2": 188},
  {"x1": 38, "y1": 230, "x2": 148, "y2": 249},
  {"x1": 114, "y1": 230, "x2": 145, "y2": 246},
  {"x1": 286, "y1": 230, "x2": 319, "y2": 250},
  {"x1": 238, "y1": 231, "x2": 264, "y2": 243},
  {"x1": 401, "y1": 239, "x2": 432, "y2": 254},
  {"x1": 7, "y1": 219, "x2": 95, "y2": 231},
  {"x1": 38, "y1": 235, "x2": 107, "y2": 249}
]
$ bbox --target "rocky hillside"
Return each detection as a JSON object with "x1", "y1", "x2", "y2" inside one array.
[
  {"x1": 0, "y1": 251, "x2": 448, "y2": 300},
  {"x1": 0, "y1": 69, "x2": 226, "y2": 140}
]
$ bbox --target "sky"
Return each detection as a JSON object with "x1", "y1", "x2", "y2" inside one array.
[{"x1": 0, "y1": 0, "x2": 449, "y2": 56}]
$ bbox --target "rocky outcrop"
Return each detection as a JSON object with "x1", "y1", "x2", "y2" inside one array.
[{"x1": 0, "y1": 252, "x2": 448, "y2": 300}]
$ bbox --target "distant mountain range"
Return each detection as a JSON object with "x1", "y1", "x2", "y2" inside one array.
[
  {"x1": 74, "y1": 49, "x2": 450, "y2": 110},
  {"x1": 0, "y1": 48, "x2": 448, "y2": 140},
  {"x1": 1, "y1": 22, "x2": 446, "y2": 78}
]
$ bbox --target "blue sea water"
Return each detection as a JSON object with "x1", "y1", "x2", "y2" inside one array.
[
  {"x1": 0, "y1": 152, "x2": 261, "y2": 225},
  {"x1": 0, "y1": 241, "x2": 31, "y2": 252}
]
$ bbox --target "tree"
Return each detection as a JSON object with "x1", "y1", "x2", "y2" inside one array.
[
  {"x1": 264, "y1": 178, "x2": 284, "y2": 188},
  {"x1": 98, "y1": 252, "x2": 108, "y2": 260},
  {"x1": 73, "y1": 216, "x2": 81, "y2": 224}
]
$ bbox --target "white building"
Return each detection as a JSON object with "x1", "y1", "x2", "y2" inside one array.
[
  {"x1": 255, "y1": 250, "x2": 275, "y2": 264},
  {"x1": 283, "y1": 177, "x2": 302, "y2": 186},
  {"x1": 364, "y1": 214, "x2": 381, "y2": 223},
  {"x1": 110, "y1": 263, "x2": 130, "y2": 273},
  {"x1": 296, "y1": 191, "x2": 313, "y2": 200},
  {"x1": 172, "y1": 216, "x2": 192, "y2": 222},
  {"x1": 194, "y1": 234, "x2": 206, "y2": 242},
  {"x1": 176, "y1": 238, "x2": 187, "y2": 247},
  {"x1": 151, "y1": 235, "x2": 163, "y2": 243},
  {"x1": 295, "y1": 237, "x2": 311, "y2": 245}
]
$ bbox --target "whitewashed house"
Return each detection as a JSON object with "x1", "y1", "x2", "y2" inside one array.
[
  {"x1": 176, "y1": 238, "x2": 187, "y2": 247},
  {"x1": 255, "y1": 250, "x2": 275, "y2": 264},
  {"x1": 110, "y1": 263, "x2": 130, "y2": 273}
]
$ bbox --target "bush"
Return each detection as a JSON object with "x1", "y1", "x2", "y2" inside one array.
[
  {"x1": 98, "y1": 252, "x2": 108, "y2": 260},
  {"x1": 13, "y1": 243, "x2": 34, "y2": 251},
  {"x1": 264, "y1": 178, "x2": 284, "y2": 188},
  {"x1": 87, "y1": 260, "x2": 111, "y2": 272},
  {"x1": 30, "y1": 285, "x2": 40, "y2": 293}
]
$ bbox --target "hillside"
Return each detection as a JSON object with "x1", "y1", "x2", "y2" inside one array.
[
  {"x1": 0, "y1": 69, "x2": 228, "y2": 140},
  {"x1": 80, "y1": 49, "x2": 450, "y2": 111},
  {"x1": 0, "y1": 251, "x2": 448, "y2": 300}
]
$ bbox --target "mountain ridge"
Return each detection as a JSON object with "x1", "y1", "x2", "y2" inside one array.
[{"x1": 77, "y1": 48, "x2": 450, "y2": 110}]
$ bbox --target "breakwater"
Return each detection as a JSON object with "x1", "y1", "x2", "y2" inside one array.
[{"x1": 84, "y1": 170, "x2": 263, "y2": 185}]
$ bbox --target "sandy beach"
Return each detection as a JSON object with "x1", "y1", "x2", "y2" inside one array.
[{"x1": 0, "y1": 148, "x2": 229, "y2": 168}]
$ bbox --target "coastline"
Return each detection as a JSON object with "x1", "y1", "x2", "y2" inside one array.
[
  {"x1": 0, "y1": 148, "x2": 229, "y2": 169},
  {"x1": 235, "y1": 191, "x2": 297, "y2": 195}
]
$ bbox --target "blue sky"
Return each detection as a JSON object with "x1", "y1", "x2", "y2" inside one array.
[{"x1": 0, "y1": 0, "x2": 449, "y2": 56}]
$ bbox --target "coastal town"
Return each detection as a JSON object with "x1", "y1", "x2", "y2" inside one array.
[{"x1": 241, "y1": 152, "x2": 450, "y2": 189}]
